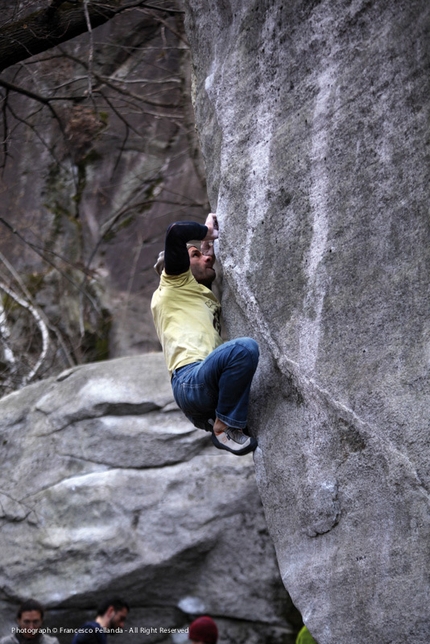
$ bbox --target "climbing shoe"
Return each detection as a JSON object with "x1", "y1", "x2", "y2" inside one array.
[{"x1": 211, "y1": 427, "x2": 257, "y2": 455}]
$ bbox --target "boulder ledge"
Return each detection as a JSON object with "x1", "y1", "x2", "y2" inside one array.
[{"x1": 0, "y1": 354, "x2": 296, "y2": 643}]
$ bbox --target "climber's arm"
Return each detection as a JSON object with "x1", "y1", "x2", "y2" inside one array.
[{"x1": 164, "y1": 214, "x2": 218, "y2": 275}]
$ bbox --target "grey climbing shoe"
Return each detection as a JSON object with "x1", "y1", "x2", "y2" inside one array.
[{"x1": 211, "y1": 427, "x2": 257, "y2": 455}]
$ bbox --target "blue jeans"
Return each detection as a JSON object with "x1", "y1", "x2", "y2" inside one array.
[{"x1": 171, "y1": 337, "x2": 259, "y2": 431}]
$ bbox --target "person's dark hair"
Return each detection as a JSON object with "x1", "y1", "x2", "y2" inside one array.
[
  {"x1": 96, "y1": 597, "x2": 129, "y2": 617},
  {"x1": 17, "y1": 599, "x2": 44, "y2": 619}
]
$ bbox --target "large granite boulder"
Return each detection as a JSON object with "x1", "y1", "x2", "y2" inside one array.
[
  {"x1": 0, "y1": 353, "x2": 298, "y2": 643},
  {"x1": 182, "y1": 1, "x2": 430, "y2": 643}
]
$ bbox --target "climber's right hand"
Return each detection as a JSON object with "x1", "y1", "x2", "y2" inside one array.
[{"x1": 204, "y1": 212, "x2": 219, "y2": 240}]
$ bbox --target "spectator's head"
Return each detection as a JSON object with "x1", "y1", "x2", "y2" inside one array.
[
  {"x1": 189, "y1": 616, "x2": 218, "y2": 644},
  {"x1": 16, "y1": 600, "x2": 44, "y2": 640},
  {"x1": 96, "y1": 597, "x2": 129, "y2": 629}
]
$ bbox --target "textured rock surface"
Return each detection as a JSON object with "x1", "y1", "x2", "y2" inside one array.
[
  {"x1": 0, "y1": 353, "x2": 299, "y2": 643},
  {"x1": 183, "y1": 1, "x2": 430, "y2": 642}
]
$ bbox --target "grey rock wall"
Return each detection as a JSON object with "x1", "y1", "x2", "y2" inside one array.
[
  {"x1": 0, "y1": 353, "x2": 298, "y2": 644},
  {"x1": 183, "y1": 1, "x2": 430, "y2": 643}
]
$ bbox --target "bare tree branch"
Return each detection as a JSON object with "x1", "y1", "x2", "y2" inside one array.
[
  {"x1": 0, "y1": 250, "x2": 75, "y2": 369},
  {"x1": 0, "y1": 87, "x2": 10, "y2": 173},
  {"x1": 0, "y1": 216, "x2": 101, "y2": 312},
  {"x1": 0, "y1": 1, "x2": 183, "y2": 73},
  {"x1": 0, "y1": 280, "x2": 49, "y2": 387},
  {"x1": 4, "y1": 99, "x2": 67, "y2": 170},
  {"x1": 0, "y1": 76, "x2": 51, "y2": 104},
  {"x1": 83, "y1": 0, "x2": 94, "y2": 98},
  {"x1": 0, "y1": 297, "x2": 16, "y2": 375}
]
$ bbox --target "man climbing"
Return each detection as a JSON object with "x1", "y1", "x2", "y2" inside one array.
[{"x1": 151, "y1": 213, "x2": 259, "y2": 455}]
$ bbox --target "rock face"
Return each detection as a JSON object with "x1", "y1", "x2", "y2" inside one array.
[
  {"x1": 182, "y1": 1, "x2": 430, "y2": 642},
  {"x1": 0, "y1": 353, "x2": 298, "y2": 644}
]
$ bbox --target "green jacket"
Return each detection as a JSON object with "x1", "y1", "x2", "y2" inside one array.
[{"x1": 296, "y1": 625, "x2": 317, "y2": 644}]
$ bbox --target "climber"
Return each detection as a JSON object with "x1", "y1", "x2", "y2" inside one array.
[
  {"x1": 71, "y1": 597, "x2": 129, "y2": 644},
  {"x1": 0, "y1": 599, "x2": 59, "y2": 644},
  {"x1": 151, "y1": 213, "x2": 259, "y2": 455}
]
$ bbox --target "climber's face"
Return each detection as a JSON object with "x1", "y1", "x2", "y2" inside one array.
[{"x1": 189, "y1": 246, "x2": 216, "y2": 287}]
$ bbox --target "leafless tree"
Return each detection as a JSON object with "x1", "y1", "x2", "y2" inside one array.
[{"x1": 0, "y1": 0, "x2": 209, "y2": 396}]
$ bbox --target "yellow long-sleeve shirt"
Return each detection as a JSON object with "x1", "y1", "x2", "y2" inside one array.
[{"x1": 151, "y1": 268, "x2": 222, "y2": 377}]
